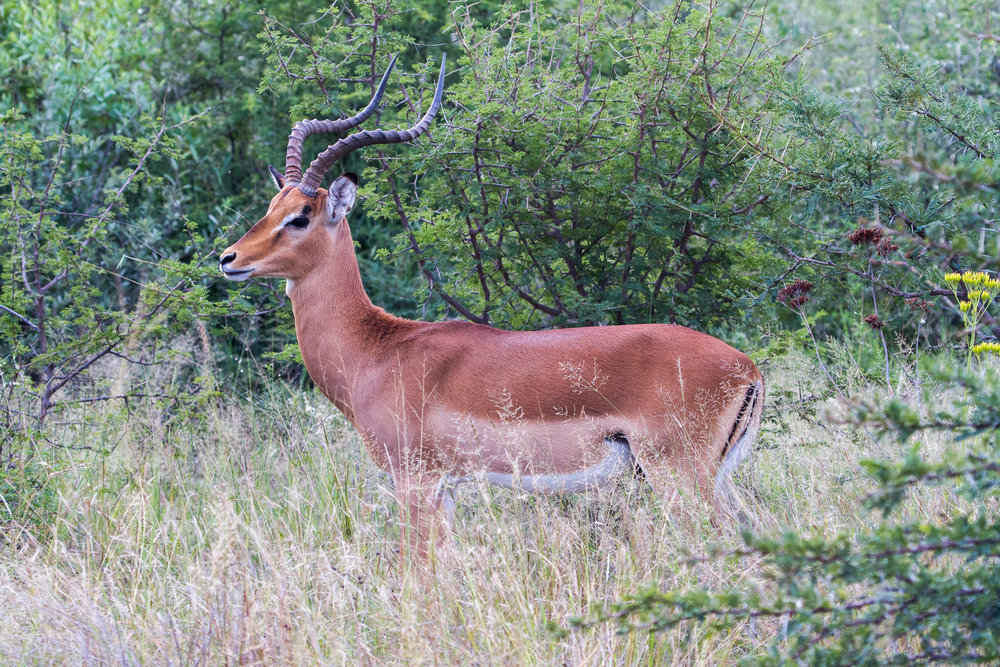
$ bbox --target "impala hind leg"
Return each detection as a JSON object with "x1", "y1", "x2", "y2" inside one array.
[
  {"x1": 629, "y1": 406, "x2": 758, "y2": 532},
  {"x1": 628, "y1": 440, "x2": 717, "y2": 529},
  {"x1": 394, "y1": 472, "x2": 455, "y2": 563}
]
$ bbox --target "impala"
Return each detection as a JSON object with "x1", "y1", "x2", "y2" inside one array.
[{"x1": 220, "y1": 55, "x2": 764, "y2": 558}]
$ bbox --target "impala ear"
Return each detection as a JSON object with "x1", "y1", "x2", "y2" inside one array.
[
  {"x1": 326, "y1": 173, "x2": 358, "y2": 222},
  {"x1": 268, "y1": 165, "x2": 285, "y2": 190}
]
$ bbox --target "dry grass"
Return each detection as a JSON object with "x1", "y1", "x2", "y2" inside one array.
[{"x1": 0, "y1": 350, "x2": 962, "y2": 665}]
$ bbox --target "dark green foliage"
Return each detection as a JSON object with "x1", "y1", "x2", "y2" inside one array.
[
  {"x1": 0, "y1": 0, "x2": 323, "y2": 434},
  {"x1": 1, "y1": 4, "x2": 215, "y2": 433},
  {"x1": 375, "y1": 2, "x2": 792, "y2": 328},
  {"x1": 254, "y1": 1, "x2": 798, "y2": 329}
]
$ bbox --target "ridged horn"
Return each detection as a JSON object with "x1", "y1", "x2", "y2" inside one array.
[
  {"x1": 297, "y1": 54, "x2": 446, "y2": 197},
  {"x1": 283, "y1": 54, "x2": 398, "y2": 186}
]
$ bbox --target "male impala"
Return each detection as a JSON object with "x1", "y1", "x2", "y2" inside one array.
[{"x1": 220, "y1": 56, "x2": 764, "y2": 558}]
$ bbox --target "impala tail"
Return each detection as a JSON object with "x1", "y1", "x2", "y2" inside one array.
[{"x1": 714, "y1": 380, "x2": 764, "y2": 525}]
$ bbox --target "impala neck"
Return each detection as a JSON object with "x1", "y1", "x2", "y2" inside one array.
[
  {"x1": 286, "y1": 218, "x2": 376, "y2": 326},
  {"x1": 285, "y1": 219, "x2": 409, "y2": 415}
]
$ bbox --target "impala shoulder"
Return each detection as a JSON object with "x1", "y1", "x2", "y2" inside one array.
[
  {"x1": 417, "y1": 319, "x2": 507, "y2": 342},
  {"x1": 356, "y1": 308, "x2": 426, "y2": 346}
]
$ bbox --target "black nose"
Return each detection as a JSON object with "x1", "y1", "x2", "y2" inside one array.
[{"x1": 220, "y1": 252, "x2": 236, "y2": 267}]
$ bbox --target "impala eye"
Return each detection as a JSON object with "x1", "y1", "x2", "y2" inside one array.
[{"x1": 288, "y1": 216, "x2": 310, "y2": 229}]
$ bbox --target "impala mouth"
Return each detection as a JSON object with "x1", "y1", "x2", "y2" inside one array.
[{"x1": 220, "y1": 265, "x2": 254, "y2": 281}]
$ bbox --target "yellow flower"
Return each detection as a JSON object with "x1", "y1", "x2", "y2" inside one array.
[
  {"x1": 962, "y1": 270, "x2": 990, "y2": 287},
  {"x1": 960, "y1": 301, "x2": 972, "y2": 312},
  {"x1": 985, "y1": 277, "x2": 1000, "y2": 296},
  {"x1": 946, "y1": 271, "x2": 1000, "y2": 299},
  {"x1": 972, "y1": 341, "x2": 1000, "y2": 356}
]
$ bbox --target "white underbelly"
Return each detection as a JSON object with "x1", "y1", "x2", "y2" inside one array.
[{"x1": 444, "y1": 437, "x2": 633, "y2": 494}]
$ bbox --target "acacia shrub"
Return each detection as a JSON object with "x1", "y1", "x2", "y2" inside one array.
[
  {"x1": 258, "y1": 1, "x2": 797, "y2": 331},
  {"x1": 385, "y1": 1, "x2": 793, "y2": 329}
]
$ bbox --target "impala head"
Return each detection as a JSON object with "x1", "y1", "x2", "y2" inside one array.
[{"x1": 220, "y1": 54, "x2": 446, "y2": 282}]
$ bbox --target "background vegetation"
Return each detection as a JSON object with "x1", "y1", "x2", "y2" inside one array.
[{"x1": 1, "y1": 0, "x2": 998, "y2": 663}]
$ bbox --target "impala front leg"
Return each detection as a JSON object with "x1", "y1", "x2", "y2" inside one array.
[{"x1": 394, "y1": 471, "x2": 455, "y2": 562}]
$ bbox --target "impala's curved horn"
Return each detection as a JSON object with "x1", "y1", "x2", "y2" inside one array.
[
  {"x1": 297, "y1": 54, "x2": 446, "y2": 197},
  {"x1": 283, "y1": 54, "x2": 398, "y2": 186}
]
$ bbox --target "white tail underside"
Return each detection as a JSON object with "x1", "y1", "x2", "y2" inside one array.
[{"x1": 713, "y1": 381, "x2": 762, "y2": 516}]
